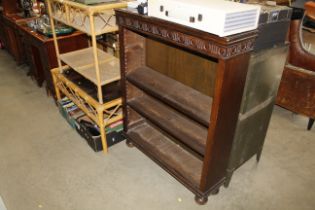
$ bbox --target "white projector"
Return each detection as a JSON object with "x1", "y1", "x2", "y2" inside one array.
[{"x1": 148, "y1": 0, "x2": 261, "y2": 37}]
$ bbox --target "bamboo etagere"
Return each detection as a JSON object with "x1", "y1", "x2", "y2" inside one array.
[{"x1": 47, "y1": 0, "x2": 127, "y2": 153}]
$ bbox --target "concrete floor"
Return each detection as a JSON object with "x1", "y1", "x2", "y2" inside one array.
[{"x1": 0, "y1": 50, "x2": 314, "y2": 210}]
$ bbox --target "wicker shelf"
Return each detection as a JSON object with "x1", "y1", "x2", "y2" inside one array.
[
  {"x1": 59, "y1": 47, "x2": 120, "y2": 85},
  {"x1": 49, "y1": 0, "x2": 127, "y2": 36},
  {"x1": 48, "y1": 0, "x2": 127, "y2": 153},
  {"x1": 52, "y1": 67, "x2": 122, "y2": 125}
]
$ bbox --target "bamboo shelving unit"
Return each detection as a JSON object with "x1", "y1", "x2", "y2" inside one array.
[{"x1": 47, "y1": 0, "x2": 127, "y2": 153}]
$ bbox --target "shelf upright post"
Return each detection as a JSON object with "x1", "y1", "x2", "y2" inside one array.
[
  {"x1": 47, "y1": 0, "x2": 62, "y2": 72},
  {"x1": 47, "y1": 0, "x2": 63, "y2": 101},
  {"x1": 98, "y1": 107, "x2": 108, "y2": 154},
  {"x1": 88, "y1": 11, "x2": 104, "y2": 104}
]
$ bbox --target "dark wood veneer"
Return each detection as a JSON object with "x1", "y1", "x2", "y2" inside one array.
[{"x1": 117, "y1": 9, "x2": 257, "y2": 204}]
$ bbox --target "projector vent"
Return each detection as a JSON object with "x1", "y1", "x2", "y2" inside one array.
[{"x1": 224, "y1": 9, "x2": 258, "y2": 33}]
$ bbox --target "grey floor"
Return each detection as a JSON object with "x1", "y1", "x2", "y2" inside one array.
[{"x1": 0, "y1": 50, "x2": 314, "y2": 210}]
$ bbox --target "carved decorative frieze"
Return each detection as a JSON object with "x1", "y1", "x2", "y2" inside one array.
[{"x1": 117, "y1": 16, "x2": 255, "y2": 59}]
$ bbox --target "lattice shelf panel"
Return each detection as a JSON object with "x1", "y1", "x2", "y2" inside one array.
[
  {"x1": 52, "y1": 68, "x2": 123, "y2": 127},
  {"x1": 49, "y1": 0, "x2": 127, "y2": 35}
]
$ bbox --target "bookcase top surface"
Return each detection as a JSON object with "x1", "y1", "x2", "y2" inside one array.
[{"x1": 116, "y1": 9, "x2": 258, "y2": 59}]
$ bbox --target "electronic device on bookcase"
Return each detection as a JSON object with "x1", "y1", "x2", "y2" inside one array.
[{"x1": 148, "y1": 0, "x2": 261, "y2": 37}]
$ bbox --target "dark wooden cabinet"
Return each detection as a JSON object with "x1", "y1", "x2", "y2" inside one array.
[
  {"x1": 116, "y1": 9, "x2": 258, "y2": 204},
  {"x1": 0, "y1": 0, "x2": 88, "y2": 96},
  {"x1": 0, "y1": 9, "x2": 6, "y2": 47},
  {"x1": 2, "y1": 15, "x2": 26, "y2": 64},
  {"x1": 0, "y1": 0, "x2": 24, "y2": 56},
  {"x1": 17, "y1": 23, "x2": 88, "y2": 94},
  {"x1": 2, "y1": 0, "x2": 20, "y2": 16}
]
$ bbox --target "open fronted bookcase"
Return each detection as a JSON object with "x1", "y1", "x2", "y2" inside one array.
[{"x1": 116, "y1": 9, "x2": 258, "y2": 204}]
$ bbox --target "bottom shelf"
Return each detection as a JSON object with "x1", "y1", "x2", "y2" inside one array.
[
  {"x1": 52, "y1": 67, "x2": 124, "y2": 153},
  {"x1": 58, "y1": 97, "x2": 125, "y2": 152},
  {"x1": 127, "y1": 121, "x2": 202, "y2": 188},
  {"x1": 63, "y1": 68, "x2": 121, "y2": 103}
]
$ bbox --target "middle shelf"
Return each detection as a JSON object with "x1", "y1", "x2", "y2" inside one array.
[
  {"x1": 127, "y1": 66, "x2": 213, "y2": 127},
  {"x1": 59, "y1": 47, "x2": 120, "y2": 86},
  {"x1": 128, "y1": 95, "x2": 208, "y2": 156},
  {"x1": 125, "y1": 65, "x2": 214, "y2": 157}
]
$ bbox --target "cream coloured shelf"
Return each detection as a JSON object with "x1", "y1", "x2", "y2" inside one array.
[
  {"x1": 59, "y1": 47, "x2": 120, "y2": 85},
  {"x1": 81, "y1": 58, "x2": 120, "y2": 85}
]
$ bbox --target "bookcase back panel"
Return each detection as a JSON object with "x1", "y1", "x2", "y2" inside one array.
[{"x1": 146, "y1": 39, "x2": 218, "y2": 97}]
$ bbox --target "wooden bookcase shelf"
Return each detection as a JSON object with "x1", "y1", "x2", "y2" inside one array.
[
  {"x1": 127, "y1": 66, "x2": 213, "y2": 127},
  {"x1": 116, "y1": 9, "x2": 258, "y2": 204},
  {"x1": 47, "y1": 0, "x2": 127, "y2": 153},
  {"x1": 128, "y1": 120, "x2": 203, "y2": 188}
]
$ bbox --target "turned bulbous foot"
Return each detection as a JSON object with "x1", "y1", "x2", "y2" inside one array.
[
  {"x1": 194, "y1": 195, "x2": 208, "y2": 205},
  {"x1": 126, "y1": 139, "x2": 134, "y2": 148},
  {"x1": 211, "y1": 188, "x2": 220, "y2": 195}
]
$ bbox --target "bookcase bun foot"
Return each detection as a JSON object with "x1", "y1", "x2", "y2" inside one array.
[
  {"x1": 194, "y1": 195, "x2": 208, "y2": 205},
  {"x1": 126, "y1": 139, "x2": 134, "y2": 148}
]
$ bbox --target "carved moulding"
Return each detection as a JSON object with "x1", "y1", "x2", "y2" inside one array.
[{"x1": 117, "y1": 16, "x2": 257, "y2": 60}]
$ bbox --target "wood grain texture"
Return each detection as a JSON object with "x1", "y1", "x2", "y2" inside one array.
[
  {"x1": 277, "y1": 65, "x2": 315, "y2": 119},
  {"x1": 127, "y1": 120, "x2": 203, "y2": 188},
  {"x1": 127, "y1": 66, "x2": 213, "y2": 127},
  {"x1": 128, "y1": 94, "x2": 208, "y2": 156},
  {"x1": 116, "y1": 9, "x2": 257, "y2": 60},
  {"x1": 146, "y1": 39, "x2": 217, "y2": 97},
  {"x1": 200, "y1": 53, "x2": 251, "y2": 192}
]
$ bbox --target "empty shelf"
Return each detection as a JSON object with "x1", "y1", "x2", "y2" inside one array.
[
  {"x1": 127, "y1": 121, "x2": 202, "y2": 187},
  {"x1": 59, "y1": 47, "x2": 114, "y2": 70},
  {"x1": 127, "y1": 67, "x2": 212, "y2": 127},
  {"x1": 59, "y1": 47, "x2": 120, "y2": 85},
  {"x1": 128, "y1": 95, "x2": 208, "y2": 155},
  {"x1": 83, "y1": 59, "x2": 120, "y2": 85}
]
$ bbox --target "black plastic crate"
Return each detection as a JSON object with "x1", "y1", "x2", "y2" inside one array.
[{"x1": 75, "y1": 117, "x2": 125, "y2": 152}]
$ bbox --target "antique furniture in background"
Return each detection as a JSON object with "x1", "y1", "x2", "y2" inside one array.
[
  {"x1": 1, "y1": 13, "x2": 27, "y2": 64},
  {"x1": 276, "y1": 1, "x2": 315, "y2": 130},
  {"x1": 0, "y1": 0, "x2": 89, "y2": 95},
  {"x1": 17, "y1": 22, "x2": 88, "y2": 93},
  {"x1": 0, "y1": 2, "x2": 5, "y2": 48},
  {"x1": 0, "y1": 0, "x2": 29, "y2": 62},
  {"x1": 226, "y1": 3, "x2": 291, "y2": 187}
]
